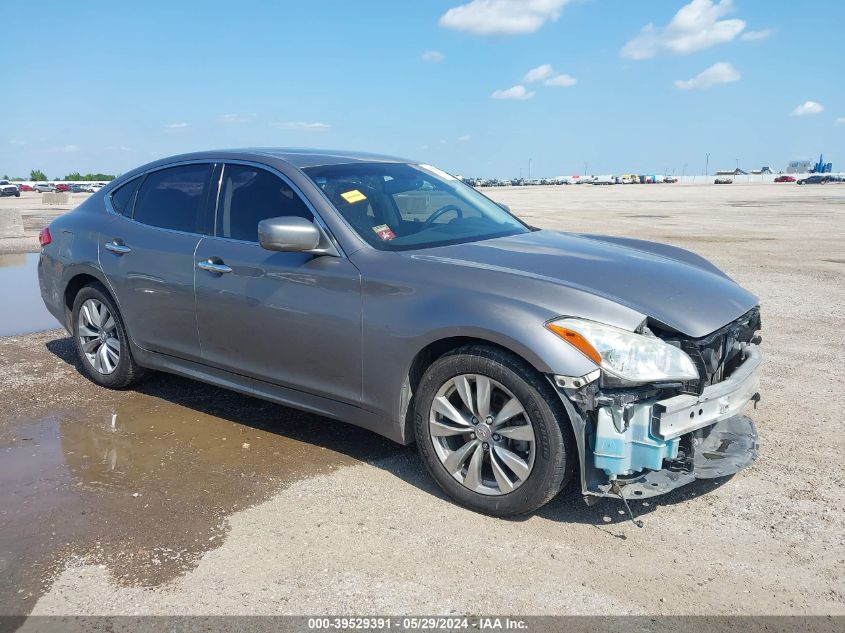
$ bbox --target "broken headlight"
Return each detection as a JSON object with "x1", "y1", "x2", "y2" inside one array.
[{"x1": 546, "y1": 318, "x2": 699, "y2": 383}]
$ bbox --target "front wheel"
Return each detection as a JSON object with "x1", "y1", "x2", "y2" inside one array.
[{"x1": 413, "y1": 345, "x2": 575, "y2": 516}]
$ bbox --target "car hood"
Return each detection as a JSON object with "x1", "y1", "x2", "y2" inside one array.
[{"x1": 408, "y1": 230, "x2": 758, "y2": 338}]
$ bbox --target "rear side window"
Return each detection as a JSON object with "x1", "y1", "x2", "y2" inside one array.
[
  {"x1": 133, "y1": 164, "x2": 212, "y2": 233},
  {"x1": 216, "y1": 164, "x2": 312, "y2": 242},
  {"x1": 110, "y1": 177, "x2": 142, "y2": 217}
]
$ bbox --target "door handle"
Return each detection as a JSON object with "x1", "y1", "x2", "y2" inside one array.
[
  {"x1": 104, "y1": 240, "x2": 131, "y2": 254},
  {"x1": 197, "y1": 259, "x2": 232, "y2": 274}
]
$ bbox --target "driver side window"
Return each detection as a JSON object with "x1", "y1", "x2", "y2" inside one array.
[{"x1": 216, "y1": 164, "x2": 312, "y2": 242}]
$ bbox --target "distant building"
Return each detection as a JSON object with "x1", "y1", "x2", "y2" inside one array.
[
  {"x1": 787, "y1": 160, "x2": 812, "y2": 174},
  {"x1": 715, "y1": 168, "x2": 748, "y2": 176},
  {"x1": 751, "y1": 166, "x2": 772, "y2": 175},
  {"x1": 810, "y1": 154, "x2": 833, "y2": 174}
]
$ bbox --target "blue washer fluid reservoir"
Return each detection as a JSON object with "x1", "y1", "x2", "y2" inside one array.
[{"x1": 593, "y1": 400, "x2": 680, "y2": 477}]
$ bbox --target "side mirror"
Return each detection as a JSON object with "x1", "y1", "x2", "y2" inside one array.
[{"x1": 258, "y1": 216, "x2": 321, "y2": 253}]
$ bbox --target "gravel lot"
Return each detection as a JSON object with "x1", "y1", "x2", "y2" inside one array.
[
  {"x1": 0, "y1": 192, "x2": 83, "y2": 254},
  {"x1": 1, "y1": 183, "x2": 843, "y2": 617}
]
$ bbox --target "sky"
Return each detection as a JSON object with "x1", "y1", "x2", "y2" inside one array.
[{"x1": 2, "y1": 0, "x2": 843, "y2": 179}]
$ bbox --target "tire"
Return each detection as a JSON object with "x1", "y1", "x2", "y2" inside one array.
[
  {"x1": 413, "y1": 344, "x2": 575, "y2": 517},
  {"x1": 71, "y1": 282, "x2": 149, "y2": 389}
]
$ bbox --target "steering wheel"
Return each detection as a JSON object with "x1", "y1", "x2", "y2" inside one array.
[{"x1": 422, "y1": 204, "x2": 464, "y2": 229}]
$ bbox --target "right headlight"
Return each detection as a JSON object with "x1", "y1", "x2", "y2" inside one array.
[{"x1": 546, "y1": 317, "x2": 699, "y2": 383}]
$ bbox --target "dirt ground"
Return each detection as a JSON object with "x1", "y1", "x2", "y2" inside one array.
[{"x1": 1, "y1": 183, "x2": 843, "y2": 617}]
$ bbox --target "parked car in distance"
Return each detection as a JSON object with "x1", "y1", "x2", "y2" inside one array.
[
  {"x1": 797, "y1": 175, "x2": 830, "y2": 185},
  {"x1": 69, "y1": 184, "x2": 89, "y2": 193},
  {"x1": 54, "y1": 183, "x2": 70, "y2": 192},
  {"x1": 89, "y1": 183, "x2": 106, "y2": 192},
  {"x1": 19, "y1": 183, "x2": 34, "y2": 192},
  {"x1": 34, "y1": 182, "x2": 57, "y2": 193},
  {"x1": 0, "y1": 180, "x2": 20, "y2": 197},
  {"x1": 664, "y1": 176, "x2": 679, "y2": 184},
  {"x1": 714, "y1": 177, "x2": 733, "y2": 185},
  {"x1": 38, "y1": 148, "x2": 763, "y2": 517},
  {"x1": 593, "y1": 175, "x2": 615, "y2": 185},
  {"x1": 774, "y1": 175, "x2": 796, "y2": 183}
]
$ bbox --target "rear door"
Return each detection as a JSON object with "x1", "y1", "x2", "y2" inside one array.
[
  {"x1": 99, "y1": 162, "x2": 215, "y2": 362},
  {"x1": 194, "y1": 162, "x2": 362, "y2": 404}
]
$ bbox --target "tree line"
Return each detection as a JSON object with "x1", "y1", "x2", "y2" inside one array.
[{"x1": 0, "y1": 169, "x2": 116, "y2": 182}]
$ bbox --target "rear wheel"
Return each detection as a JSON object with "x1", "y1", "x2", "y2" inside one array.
[
  {"x1": 413, "y1": 345, "x2": 574, "y2": 516},
  {"x1": 71, "y1": 283, "x2": 149, "y2": 388}
]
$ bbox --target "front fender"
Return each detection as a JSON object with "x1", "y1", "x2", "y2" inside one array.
[{"x1": 354, "y1": 250, "x2": 605, "y2": 441}]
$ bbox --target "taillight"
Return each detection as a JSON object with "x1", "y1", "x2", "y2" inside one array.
[{"x1": 38, "y1": 227, "x2": 52, "y2": 247}]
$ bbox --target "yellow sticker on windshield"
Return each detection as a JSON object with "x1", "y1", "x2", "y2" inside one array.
[{"x1": 340, "y1": 189, "x2": 367, "y2": 204}]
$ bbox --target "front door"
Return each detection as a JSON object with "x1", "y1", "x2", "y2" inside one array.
[
  {"x1": 194, "y1": 163, "x2": 362, "y2": 404},
  {"x1": 99, "y1": 163, "x2": 214, "y2": 362}
]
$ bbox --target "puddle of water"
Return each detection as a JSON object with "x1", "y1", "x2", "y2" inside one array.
[
  {"x1": 0, "y1": 253, "x2": 60, "y2": 336},
  {"x1": 0, "y1": 343, "x2": 401, "y2": 614}
]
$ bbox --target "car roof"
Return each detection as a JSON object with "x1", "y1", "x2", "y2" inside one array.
[
  {"x1": 150, "y1": 148, "x2": 413, "y2": 169},
  {"x1": 108, "y1": 148, "x2": 420, "y2": 191},
  {"x1": 248, "y1": 148, "x2": 412, "y2": 168}
]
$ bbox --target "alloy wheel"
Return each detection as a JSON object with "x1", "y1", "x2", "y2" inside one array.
[
  {"x1": 428, "y1": 374, "x2": 536, "y2": 496},
  {"x1": 78, "y1": 298, "x2": 121, "y2": 374}
]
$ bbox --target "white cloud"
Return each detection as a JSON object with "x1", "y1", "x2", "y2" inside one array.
[
  {"x1": 164, "y1": 122, "x2": 190, "y2": 129},
  {"x1": 8, "y1": 139, "x2": 26, "y2": 145},
  {"x1": 105, "y1": 146, "x2": 131, "y2": 151},
  {"x1": 523, "y1": 64, "x2": 576, "y2": 87},
  {"x1": 791, "y1": 101, "x2": 824, "y2": 116},
  {"x1": 44, "y1": 144, "x2": 80, "y2": 153},
  {"x1": 422, "y1": 50, "x2": 445, "y2": 62},
  {"x1": 836, "y1": 117, "x2": 845, "y2": 125},
  {"x1": 740, "y1": 28, "x2": 775, "y2": 41},
  {"x1": 457, "y1": 134, "x2": 471, "y2": 142},
  {"x1": 219, "y1": 113, "x2": 255, "y2": 123},
  {"x1": 439, "y1": 0, "x2": 570, "y2": 36},
  {"x1": 621, "y1": 0, "x2": 746, "y2": 59},
  {"x1": 277, "y1": 121, "x2": 331, "y2": 131},
  {"x1": 544, "y1": 73, "x2": 576, "y2": 87},
  {"x1": 523, "y1": 63, "x2": 554, "y2": 83},
  {"x1": 674, "y1": 62, "x2": 740, "y2": 90},
  {"x1": 491, "y1": 84, "x2": 536, "y2": 100}
]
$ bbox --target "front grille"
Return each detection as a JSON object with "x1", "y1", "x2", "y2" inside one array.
[{"x1": 656, "y1": 307, "x2": 761, "y2": 395}]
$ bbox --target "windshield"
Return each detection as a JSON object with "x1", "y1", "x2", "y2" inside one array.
[{"x1": 303, "y1": 162, "x2": 529, "y2": 251}]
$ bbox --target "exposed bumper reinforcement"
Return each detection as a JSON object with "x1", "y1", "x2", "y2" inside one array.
[{"x1": 654, "y1": 344, "x2": 761, "y2": 440}]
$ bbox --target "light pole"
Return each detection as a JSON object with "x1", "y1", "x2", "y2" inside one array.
[
  {"x1": 584, "y1": 161, "x2": 588, "y2": 176},
  {"x1": 528, "y1": 159, "x2": 532, "y2": 181},
  {"x1": 705, "y1": 153, "x2": 710, "y2": 177}
]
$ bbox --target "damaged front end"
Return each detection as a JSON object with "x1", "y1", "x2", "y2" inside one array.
[{"x1": 551, "y1": 308, "x2": 762, "y2": 505}]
